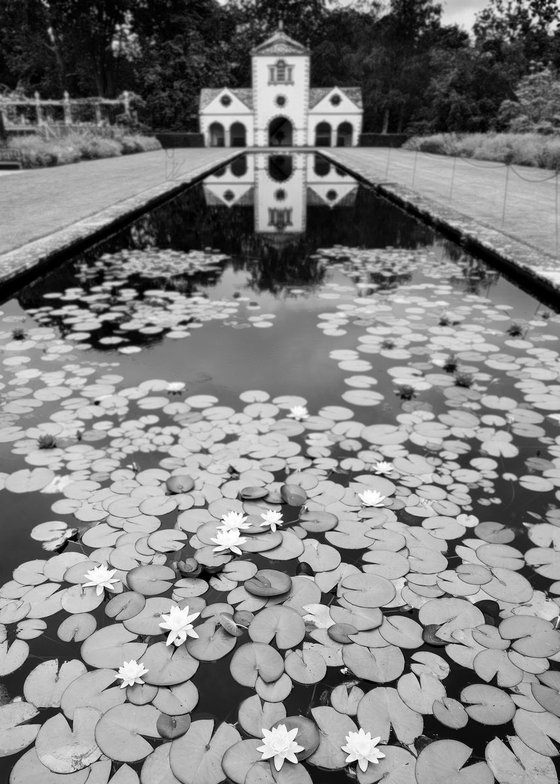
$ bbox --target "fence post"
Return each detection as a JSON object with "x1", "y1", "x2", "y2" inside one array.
[
  {"x1": 411, "y1": 149, "x2": 419, "y2": 188},
  {"x1": 34, "y1": 91, "x2": 42, "y2": 125},
  {"x1": 501, "y1": 163, "x2": 511, "y2": 227},
  {"x1": 385, "y1": 144, "x2": 392, "y2": 178},
  {"x1": 63, "y1": 91, "x2": 71, "y2": 125},
  {"x1": 123, "y1": 91, "x2": 131, "y2": 117},
  {"x1": 94, "y1": 101, "x2": 102, "y2": 125},
  {"x1": 449, "y1": 155, "x2": 457, "y2": 203},
  {"x1": 554, "y1": 164, "x2": 560, "y2": 259}
]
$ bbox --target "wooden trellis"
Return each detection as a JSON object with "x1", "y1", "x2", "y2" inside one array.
[{"x1": 0, "y1": 91, "x2": 133, "y2": 136}]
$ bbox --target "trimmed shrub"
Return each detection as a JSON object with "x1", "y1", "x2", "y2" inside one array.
[
  {"x1": 404, "y1": 132, "x2": 560, "y2": 170},
  {"x1": 7, "y1": 130, "x2": 161, "y2": 168}
]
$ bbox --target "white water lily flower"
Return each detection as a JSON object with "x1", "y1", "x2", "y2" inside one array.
[
  {"x1": 259, "y1": 509, "x2": 284, "y2": 532},
  {"x1": 159, "y1": 604, "x2": 200, "y2": 646},
  {"x1": 221, "y1": 511, "x2": 250, "y2": 530},
  {"x1": 374, "y1": 461, "x2": 393, "y2": 475},
  {"x1": 257, "y1": 724, "x2": 305, "y2": 771},
  {"x1": 211, "y1": 527, "x2": 247, "y2": 555},
  {"x1": 82, "y1": 564, "x2": 120, "y2": 596},
  {"x1": 358, "y1": 489, "x2": 386, "y2": 507},
  {"x1": 288, "y1": 405, "x2": 309, "y2": 420},
  {"x1": 341, "y1": 729, "x2": 385, "y2": 772},
  {"x1": 115, "y1": 660, "x2": 149, "y2": 689}
]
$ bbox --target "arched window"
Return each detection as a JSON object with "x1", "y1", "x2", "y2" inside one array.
[
  {"x1": 208, "y1": 122, "x2": 225, "y2": 148},
  {"x1": 231, "y1": 155, "x2": 247, "y2": 177},
  {"x1": 230, "y1": 122, "x2": 246, "y2": 147},
  {"x1": 337, "y1": 122, "x2": 353, "y2": 147},
  {"x1": 314, "y1": 155, "x2": 331, "y2": 177},
  {"x1": 315, "y1": 122, "x2": 332, "y2": 147}
]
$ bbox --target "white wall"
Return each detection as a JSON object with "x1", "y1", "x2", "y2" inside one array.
[
  {"x1": 254, "y1": 152, "x2": 307, "y2": 232},
  {"x1": 308, "y1": 89, "x2": 362, "y2": 146},
  {"x1": 200, "y1": 90, "x2": 255, "y2": 146},
  {"x1": 252, "y1": 56, "x2": 310, "y2": 147}
]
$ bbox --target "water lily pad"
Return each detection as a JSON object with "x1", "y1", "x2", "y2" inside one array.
[
  {"x1": 499, "y1": 615, "x2": 560, "y2": 657},
  {"x1": 60, "y1": 668, "x2": 126, "y2": 719},
  {"x1": 9, "y1": 748, "x2": 90, "y2": 784},
  {"x1": 460, "y1": 684, "x2": 515, "y2": 725},
  {"x1": 237, "y1": 696, "x2": 286, "y2": 738},
  {"x1": 357, "y1": 686, "x2": 422, "y2": 745},
  {"x1": 284, "y1": 649, "x2": 326, "y2": 684},
  {"x1": 157, "y1": 713, "x2": 191, "y2": 740},
  {"x1": 95, "y1": 704, "x2": 159, "y2": 763},
  {"x1": 343, "y1": 644, "x2": 404, "y2": 682},
  {"x1": 221, "y1": 739, "x2": 275, "y2": 784},
  {"x1": 0, "y1": 639, "x2": 28, "y2": 676},
  {"x1": 416, "y1": 740, "x2": 493, "y2": 784},
  {"x1": 24, "y1": 659, "x2": 86, "y2": 708},
  {"x1": 106, "y1": 592, "x2": 146, "y2": 622},
  {"x1": 432, "y1": 697, "x2": 468, "y2": 729},
  {"x1": 307, "y1": 706, "x2": 357, "y2": 770},
  {"x1": 271, "y1": 716, "x2": 320, "y2": 760},
  {"x1": 485, "y1": 735, "x2": 557, "y2": 784},
  {"x1": 36, "y1": 707, "x2": 102, "y2": 773},
  {"x1": 249, "y1": 607, "x2": 305, "y2": 649},
  {"x1": 81, "y1": 624, "x2": 146, "y2": 669},
  {"x1": 127, "y1": 565, "x2": 176, "y2": 596},
  {"x1": 245, "y1": 570, "x2": 292, "y2": 598},
  {"x1": 513, "y1": 709, "x2": 560, "y2": 756},
  {"x1": 139, "y1": 643, "x2": 198, "y2": 686},
  {"x1": 340, "y1": 574, "x2": 396, "y2": 608},
  {"x1": 0, "y1": 701, "x2": 40, "y2": 757},
  {"x1": 169, "y1": 719, "x2": 241, "y2": 784},
  {"x1": 57, "y1": 613, "x2": 97, "y2": 642},
  {"x1": 330, "y1": 684, "x2": 364, "y2": 715},
  {"x1": 186, "y1": 618, "x2": 238, "y2": 661},
  {"x1": 230, "y1": 643, "x2": 284, "y2": 687}
]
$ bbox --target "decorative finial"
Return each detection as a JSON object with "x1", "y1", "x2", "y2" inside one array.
[{"x1": 278, "y1": 18, "x2": 284, "y2": 32}]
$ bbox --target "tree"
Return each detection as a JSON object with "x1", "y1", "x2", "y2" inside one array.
[
  {"x1": 474, "y1": 0, "x2": 560, "y2": 69},
  {"x1": 498, "y1": 67, "x2": 560, "y2": 132}
]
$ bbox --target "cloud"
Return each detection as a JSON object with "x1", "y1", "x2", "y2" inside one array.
[{"x1": 441, "y1": 0, "x2": 489, "y2": 30}]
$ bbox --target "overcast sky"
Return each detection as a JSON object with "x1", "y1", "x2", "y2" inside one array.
[{"x1": 441, "y1": 0, "x2": 488, "y2": 30}]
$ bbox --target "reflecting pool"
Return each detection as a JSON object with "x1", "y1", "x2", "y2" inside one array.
[{"x1": 1, "y1": 153, "x2": 560, "y2": 783}]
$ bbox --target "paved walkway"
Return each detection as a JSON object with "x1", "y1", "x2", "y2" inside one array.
[
  {"x1": 0, "y1": 148, "x2": 234, "y2": 256},
  {"x1": 326, "y1": 148, "x2": 560, "y2": 261}
]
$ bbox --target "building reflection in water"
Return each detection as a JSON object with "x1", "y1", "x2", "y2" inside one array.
[{"x1": 203, "y1": 153, "x2": 358, "y2": 252}]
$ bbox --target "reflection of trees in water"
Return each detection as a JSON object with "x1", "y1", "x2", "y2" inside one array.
[{"x1": 243, "y1": 239, "x2": 327, "y2": 295}]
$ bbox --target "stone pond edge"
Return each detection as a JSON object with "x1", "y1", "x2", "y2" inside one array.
[
  {"x1": 1, "y1": 148, "x2": 558, "y2": 305},
  {"x1": 322, "y1": 150, "x2": 560, "y2": 305},
  {"x1": 0, "y1": 152, "x2": 239, "y2": 291}
]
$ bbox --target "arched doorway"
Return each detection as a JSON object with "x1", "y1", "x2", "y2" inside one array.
[
  {"x1": 268, "y1": 117, "x2": 293, "y2": 147},
  {"x1": 268, "y1": 155, "x2": 293, "y2": 182},
  {"x1": 209, "y1": 122, "x2": 225, "y2": 147},
  {"x1": 315, "y1": 122, "x2": 332, "y2": 147},
  {"x1": 337, "y1": 122, "x2": 353, "y2": 147},
  {"x1": 230, "y1": 122, "x2": 246, "y2": 147}
]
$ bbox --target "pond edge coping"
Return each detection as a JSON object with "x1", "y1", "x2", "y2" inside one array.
[
  {"x1": 321, "y1": 149, "x2": 560, "y2": 305},
  {"x1": 0, "y1": 151, "x2": 239, "y2": 295}
]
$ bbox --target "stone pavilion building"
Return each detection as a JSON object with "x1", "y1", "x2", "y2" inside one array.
[{"x1": 199, "y1": 25, "x2": 363, "y2": 148}]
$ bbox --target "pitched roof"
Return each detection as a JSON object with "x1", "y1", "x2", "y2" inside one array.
[
  {"x1": 199, "y1": 88, "x2": 253, "y2": 112},
  {"x1": 309, "y1": 87, "x2": 363, "y2": 109},
  {"x1": 251, "y1": 30, "x2": 310, "y2": 57}
]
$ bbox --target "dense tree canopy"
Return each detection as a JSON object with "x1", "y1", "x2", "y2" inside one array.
[{"x1": 0, "y1": 0, "x2": 559, "y2": 134}]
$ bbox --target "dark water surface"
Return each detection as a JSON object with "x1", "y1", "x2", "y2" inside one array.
[{"x1": 0, "y1": 153, "x2": 559, "y2": 783}]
